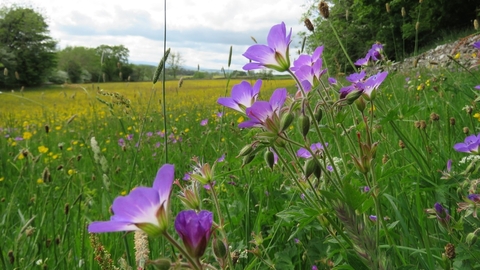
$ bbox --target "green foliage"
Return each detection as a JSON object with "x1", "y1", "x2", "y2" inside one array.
[
  {"x1": 57, "y1": 46, "x2": 102, "y2": 83},
  {"x1": 300, "y1": 0, "x2": 479, "y2": 73},
  {"x1": 0, "y1": 6, "x2": 57, "y2": 87},
  {"x1": 96, "y1": 44, "x2": 130, "y2": 82}
]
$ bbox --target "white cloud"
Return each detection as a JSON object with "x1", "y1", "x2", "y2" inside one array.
[{"x1": 4, "y1": 0, "x2": 310, "y2": 70}]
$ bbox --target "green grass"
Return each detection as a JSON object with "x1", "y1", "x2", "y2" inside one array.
[{"x1": 1, "y1": 63, "x2": 480, "y2": 270}]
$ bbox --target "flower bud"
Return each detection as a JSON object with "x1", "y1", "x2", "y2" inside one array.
[
  {"x1": 242, "y1": 154, "x2": 256, "y2": 167},
  {"x1": 264, "y1": 150, "x2": 275, "y2": 170},
  {"x1": 280, "y1": 112, "x2": 294, "y2": 132},
  {"x1": 304, "y1": 159, "x2": 317, "y2": 178},
  {"x1": 213, "y1": 238, "x2": 228, "y2": 260},
  {"x1": 463, "y1": 127, "x2": 470, "y2": 134},
  {"x1": 466, "y1": 232, "x2": 478, "y2": 247},
  {"x1": 237, "y1": 144, "x2": 254, "y2": 157},
  {"x1": 149, "y1": 259, "x2": 172, "y2": 270},
  {"x1": 314, "y1": 107, "x2": 323, "y2": 123},
  {"x1": 299, "y1": 114, "x2": 310, "y2": 138}
]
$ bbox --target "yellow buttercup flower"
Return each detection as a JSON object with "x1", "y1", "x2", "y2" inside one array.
[
  {"x1": 23, "y1": 131, "x2": 33, "y2": 140},
  {"x1": 237, "y1": 116, "x2": 244, "y2": 123},
  {"x1": 0, "y1": 177, "x2": 4, "y2": 182},
  {"x1": 37, "y1": 178, "x2": 44, "y2": 184},
  {"x1": 38, "y1": 146, "x2": 49, "y2": 154},
  {"x1": 454, "y1": 53, "x2": 460, "y2": 59}
]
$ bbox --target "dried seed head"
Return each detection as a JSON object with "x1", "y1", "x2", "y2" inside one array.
[
  {"x1": 463, "y1": 127, "x2": 470, "y2": 134},
  {"x1": 420, "y1": 120, "x2": 427, "y2": 130},
  {"x1": 55, "y1": 236, "x2": 61, "y2": 245},
  {"x1": 46, "y1": 238, "x2": 52, "y2": 248},
  {"x1": 475, "y1": 19, "x2": 479, "y2": 30},
  {"x1": 319, "y1": 1, "x2": 330, "y2": 19},
  {"x1": 430, "y1": 113, "x2": 440, "y2": 121},
  {"x1": 385, "y1": 3, "x2": 391, "y2": 13},
  {"x1": 444, "y1": 243, "x2": 455, "y2": 260},
  {"x1": 399, "y1": 140, "x2": 406, "y2": 149},
  {"x1": 25, "y1": 226, "x2": 35, "y2": 237},
  {"x1": 466, "y1": 106, "x2": 473, "y2": 115},
  {"x1": 414, "y1": 121, "x2": 421, "y2": 129},
  {"x1": 304, "y1": 18, "x2": 314, "y2": 32},
  {"x1": 8, "y1": 250, "x2": 14, "y2": 264},
  {"x1": 401, "y1": 7, "x2": 406, "y2": 17},
  {"x1": 42, "y1": 167, "x2": 51, "y2": 182},
  {"x1": 449, "y1": 117, "x2": 455, "y2": 126},
  {"x1": 382, "y1": 154, "x2": 389, "y2": 164}
]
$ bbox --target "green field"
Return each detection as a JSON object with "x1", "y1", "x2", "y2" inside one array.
[{"x1": 2, "y1": 67, "x2": 480, "y2": 269}]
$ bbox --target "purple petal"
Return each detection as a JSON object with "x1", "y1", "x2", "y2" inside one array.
[
  {"x1": 153, "y1": 164, "x2": 175, "y2": 205},
  {"x1": 88, "y1": 221, "x2": 139, "y2": 233},
  {"x1": 111, "y1": 188, "x2": 160, "y2": 224},
  {"x1": 269, "y1": 88, "x2": 287, "y2": 112},
  {"x1": 243, "y1": 45, "x2": 277, "y2": 67},
  {"x1": 267, "y1": 22, "x2": 291, "y2": 58},
  {"x1": 475, "y1": 85, "x2": 480, "y2": 90}
]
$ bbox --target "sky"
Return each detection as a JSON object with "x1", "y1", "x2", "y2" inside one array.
[{"x1": 3, "y1": 0, "x2": 313, "y2": 71}]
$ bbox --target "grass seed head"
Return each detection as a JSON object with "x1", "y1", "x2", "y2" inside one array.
[
  {"x1": 304, "y1": 18, "x2": 314, "y2": 32},
  {"x1": 319, "y1": 1, "x2": 330, "y2": 19}
]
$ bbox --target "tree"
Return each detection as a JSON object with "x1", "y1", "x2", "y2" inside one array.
[
  {"x1": 57, "y1": 46, "x2": 102, "y2": 83},
  {"x1": 95, "y1": 45, "x2": 129, "y2": 82},
  {"x1": 167, "y1": 51, "x2": 184, "y2": 79},
  {"x1": 0, "y1": 6, "x2": 57, "y2": 86}
]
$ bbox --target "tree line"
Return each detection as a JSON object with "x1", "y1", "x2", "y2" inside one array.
[{"x1": 0, "y1": 6, "x2": 196, "y2": 88}]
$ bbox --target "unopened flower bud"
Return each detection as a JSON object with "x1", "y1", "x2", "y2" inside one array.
[
  {"x1": 466, "y1": 232, "x2": 478, "y2": 247},
  {"x1": 213, "y1": 238, "x2": 228, "y2": 260},
  {"x1": 264, "y1": 150, "x2": 275, "y2": 170},
  {"x1": 299, "y1": 114, "x2": 310, "y2": 138},
  {"x1": 314, "y1": 107, "x2": 323, "y2": 122},
  {"x1": 304, "y1": 159, "x2": 318, "y2": 178},
  {"x1": 242, "y1": 154, "x2": 256, "y2": 167},
  {"x1": 149, "y1": 259, "x2": 171, "y2": 270},
  {"x1": 280, "y1": 112, "x2": 294, "y2": 132}
]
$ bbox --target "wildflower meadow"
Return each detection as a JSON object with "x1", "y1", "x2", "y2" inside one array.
[{"x1": 2, "y1": 14, "x2": 480, "y2": 270}]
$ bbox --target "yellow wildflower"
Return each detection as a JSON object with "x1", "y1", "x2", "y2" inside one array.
[
  {"x1": 68, "y1": 169, "x2": 75, "y2": 175},
  {"x1": 474, "y1": 113, "x2": 480, "y2": 121},
  {"x1": 184, "y1": 128, "x2": 190, "y2": 133},
  {"x1": 120, "y1": 190, "x2": 127, "y2": 196},
  {"x1": 67, "y1": 147, "x2": 73, "y2": 151},
  {"x1": 55, "y1": 126, "x2": 62, "y2": 130},
  {"x1": 0, "y1": 177, "x2": 4, "y2": 182},
  {"x1": 237, "y1": 116, "x2": 244, "y2": 123},
  {"x1": 23, "y1": 131, "x2": 33, "y2": 140},
  {"x1": 38, "y1": 146, "x2": 49, "y2": 154},
  {"x1": 454, "y1": 53, "x2": 460, "y2": 59},
  {"x1": 37, "y1": 178, "x2": 44, "y2": 184}
]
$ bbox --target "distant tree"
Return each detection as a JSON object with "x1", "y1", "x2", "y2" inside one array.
[
  {"x1": 57, "y1": 46, "x2": 102, "y2": 82},
  {"x1": 167, "y1": 51, "x2": 184, "y2": 79},
  {"x1": 95, "y1": 45, "x2": 129, "y2": 82},
  {"x1": 0, "y1": 6, "x2": 57, "y2": 86}
]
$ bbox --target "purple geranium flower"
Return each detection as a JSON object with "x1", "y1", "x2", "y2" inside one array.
[
  {"x1": 355, "y1": 43, "x2": 384, "y2": 66},
  {"x1": 328, "y1": 77, "x2": 337, "y2": 85},
  {"x1": 434, "y1": 202, "x2": 450, "y2": 222},
  {"x1": 200, "y1": 119, "x2": 208, "y2": 126},
  {"x1": 243, "y1": 22, "x2": 292, "y2": 72},
  {"x1": 175, "y1": 210, "x2": 213, "y2": 259},
  {"x1": 454, "y1": 133, "x2": 480, "y2": 154},
  {"x1": 475, "y1": 85, "x2": 480, "y2": 90},
  {"x1": 217, "y1": 154, "x2": 225, "y2": 162},
  {"x1": 297, "y1": 142, "x2": 328, "y2": 158},
  {"x1": 88, "y1": 164, "x2": 174, "y2": 236},
  {"x1": 473, "y1": 41, "x2": 480, "y2": 50},
  {"x1": 218, "y1": 80, "x2": 261, "y2": 114},
  {"x1": 340, "y1": 71, "x2": 388, "y2": 101},
  {"x1": 468, "y1": 194, "x2": 480, "y2": 202},
  {"x1": 238, "y1": 88, "x2": 287, "y2": 132},
  {"x1": 292, "y1": 46, "x2": 327, "y2": 92},
  {"x1": 118, "y1": 138, "x2": 125, "y2": 147}
]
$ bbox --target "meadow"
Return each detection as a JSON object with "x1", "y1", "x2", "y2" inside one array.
[{"x1": 2, "y1": 53, "x2": 480, "y2": 269}]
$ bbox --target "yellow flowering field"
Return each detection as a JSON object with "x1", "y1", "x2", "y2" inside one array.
[{"x1": 0, "y1": 79, "x2": 295, "y2": 131}]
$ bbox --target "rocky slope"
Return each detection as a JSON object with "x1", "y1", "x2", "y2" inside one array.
[{"x1": 393, "y1": 33, "x2": 480, "y2": 72}]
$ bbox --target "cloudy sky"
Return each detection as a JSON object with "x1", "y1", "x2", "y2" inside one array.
[{"x1": 3, "y1": 0, "x2": 314, "y2": 71}]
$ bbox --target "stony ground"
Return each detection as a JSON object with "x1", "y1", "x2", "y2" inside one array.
[{"x1": 392, "y1": 33, "x2": 480, "y2": 72}]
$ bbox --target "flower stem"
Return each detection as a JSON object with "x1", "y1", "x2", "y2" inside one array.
[{"x1": 163, "y1": 232, "x2": 202, "y2": 270}]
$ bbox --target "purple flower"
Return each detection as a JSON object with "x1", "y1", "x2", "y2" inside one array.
[
  {"x1": 243, "y1": 22, "x2": 292, "y2": 72},
  {"x1": 156, "y1": 131, "x2": 165, "y2": 137},
  {"x1": 355, "y1": 43, "x2": 384, "y2": 66},
  {"x1": 340, "y1": 71, "x2": 388, "y2": 101},
  {"x1": 200, "y1": 119, "x2": 208, "y2": 126},
  {"x1": 328, "y1": 77, "x2": 337, "y2": 85},
  {"x1": 217, "y1": 154, "x2": 225, "y2": 162},
  {"x1": 468, "y1": 194, "x2": 480, "y2": 202},
  {"x1": 473, "y1": 41, "x2": 480, "y2": 50},
  {"x1": 434, "y1": 202, "x2": 450, "y2": 222},
  {"x1": 475, "y1": 85, "x2": 480, "y2": 90},
  {"x1": 88, "y1": 164, "x2": 174, "y2": 236},
  {"x1": 14, "y1": 136, "x2": 23, "y2": 141},
  {"x1": 218, "y1": 80, "x2": 261, "y2": 114},
  {"x1": 454, "y1": 133, "x2": 480, "y2": 154},
  {"x1": 297, "y1": 143, "x2": 328, "y2": 158},
  {"x1": 175, "y1": 210, "x2": 213, "y2": 258},
  {"x1": 446, "y1": 159, "x2": 452, "y2": 172},
  {"x1": 216, "y1": 112, "x2": 223, "y2": 118},
  {"x1": 183, "y1": 172, "x2": 192, "y2": 181},
  {"x1": 292, "y1": 46, "x2": 327, "y2": 92},
  {"x1": 118, "y1": 138, "x2": 125, "y2": 147},
  {"x1": 369, "y1": 215, "x2": 378, "y2": 222},
  {"x1": 146, "y1": 132, "x2": 153, "y2": 137},
  {"x1": 239, "y1": 88, "x2": 287, "y2": 132},
  {"x1": 312, "y1": 266, "x2": 318, "y2": 270},
  {"x1": 126, "y1": 134, "x2": 134, "y2": 141}
]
